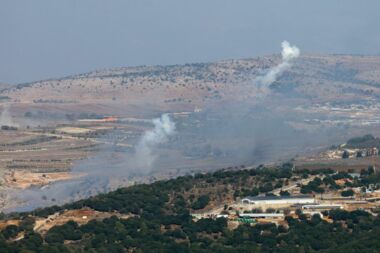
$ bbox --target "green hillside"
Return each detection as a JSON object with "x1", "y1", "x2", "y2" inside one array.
[{"x1": 1, "y1": 165, "x2": 380, "y2": 253}]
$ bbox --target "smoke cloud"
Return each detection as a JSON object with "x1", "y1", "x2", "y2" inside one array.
[
  {"x1": 6, "y1": 113, "x2": 177, "y2": 212},
  {"x1": 256, "y1": 41, "x2": 300, "y2": 88},
  {"x1": 0, "y1": 103, "x2": 18, "y2": 127},
  {"x1": 135, "y1": 114, "x2": 176, "y2": 170}
]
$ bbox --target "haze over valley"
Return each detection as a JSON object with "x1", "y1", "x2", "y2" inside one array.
[{"x1": 2, "y1": 2, "x2": 380, "y2": 252}]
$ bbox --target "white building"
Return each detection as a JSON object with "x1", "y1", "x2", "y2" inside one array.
[
  {"x1": 239, "y1": 213, "x2": 284, "y2": 218},
  {"x1": 241, "y1": 195, "x2": 315, "y2": 205}
]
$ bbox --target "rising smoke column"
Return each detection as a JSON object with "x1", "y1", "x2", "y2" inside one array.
[
  {"x1": 256, "y1": 41, "x2": 300, "y2": 88},
  {"x1": 0, "y1": 103, "x2": 17, "y2": 127},
  {"x1": 135, "y1": 113, "x2": 176, "y2": 170}
]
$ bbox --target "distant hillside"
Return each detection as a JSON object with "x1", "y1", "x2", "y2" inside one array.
[
  {"x1": 346, "y1": 134, "x2": 380, "y2": 149},
  {"x1": 2, "y1": 54, "x2": 380, "y2": 111},
  {"x1": 0, "y1": 83, "x2": 13, "y2": 95}
]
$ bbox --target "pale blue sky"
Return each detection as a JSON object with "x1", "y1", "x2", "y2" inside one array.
[{"x1": 1, "y1": 0, "x2": 379, "y2": 84}]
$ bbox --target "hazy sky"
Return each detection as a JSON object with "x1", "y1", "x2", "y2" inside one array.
[{"x1": 1, "y1": 0, "x2": 380, "y2": 84}]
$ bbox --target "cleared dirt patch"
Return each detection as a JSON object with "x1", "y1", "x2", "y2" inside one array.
[
  {"x1": 4, "y1": 171, "x2": 85, "y2": 189},
  {"x1": 57, "y1": 127, "x2": 92, "y2": 134},
  {"x1": 34, "y1": 208, "x2": 133, "y2": 234},
  {"x1": 0, "y1": 220, "x2": 20, "y2": 230}
]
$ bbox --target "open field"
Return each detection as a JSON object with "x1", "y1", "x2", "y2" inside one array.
[
  {"x1": 4, "y1": 171, "x2": 85, "y2": 189},
  {"x1": 294, "y1": 156, "x2": 380, "y2": 171}
]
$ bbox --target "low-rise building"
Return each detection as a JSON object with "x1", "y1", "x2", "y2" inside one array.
[
  {"x1": 302, "y1": 204, "x2": 343, "y2": 211},
  {"x1": 241, "y1": 195, "x2": 315, "y2": 205},
  {"x1": 366, "y1": 147, "x2": 378, "y2": 157},
  {"x1": 239, "y1": 213, "x2": 284, "y2": 219}
]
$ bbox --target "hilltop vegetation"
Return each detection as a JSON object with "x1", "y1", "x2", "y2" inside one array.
[
  {"x1": 3, "y1": 54, "x2": 380, "y2": 110},
  {"x1": 346, "y1": 134, "x2": 380, "y2": 149},
  {"x1": 1, "y1": 165, "x2": 380, "y2": 252}
]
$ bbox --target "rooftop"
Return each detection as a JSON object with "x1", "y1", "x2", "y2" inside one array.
[
  {"x1": 242, "y1": 195, "x2": 313, "y2": 201},
  {"x1": 239, "y1": 213, "x2": 284, "y2": 218}
]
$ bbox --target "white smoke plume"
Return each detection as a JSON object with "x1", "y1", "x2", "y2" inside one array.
[
  {"x1": 6, "y1": 114, "x2": 176, "y2": 212},
  {"x1": 0, "y1": 103, "x2": 18, "y2": 127},
  {"x1": 135, "y1": 113, "x2": 176, "y2": 170},
  {"x1": 256, "y1": 40, "x2": 300, "y2": 88}
]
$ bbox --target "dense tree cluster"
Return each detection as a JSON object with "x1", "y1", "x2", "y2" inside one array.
[
  {"x1": 300, "y1": 177, "x2": 325, "y2": 194},
  {"x1": 346, "y1": 134, "x2": 379, "y2": 149}
]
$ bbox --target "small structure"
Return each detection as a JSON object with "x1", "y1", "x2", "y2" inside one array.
[
  {"x1": 348, "y1": 173, "x2": 361, "y2": 179},
  {"x1": 241, "y1": 195, "x2": 315, "y2": 205},
  {"x1": 366, "y1": 147, "x2": 378, "y2": 157},
  {"x1": 239, "y1": 213, "x2": 284, "y2": 219},
  {"x1": 302, "y1": 204, "x2": 343, "y2": 211},
  {"x1": 235, "y1": 218, "x2": 256, "y2": 224}
]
